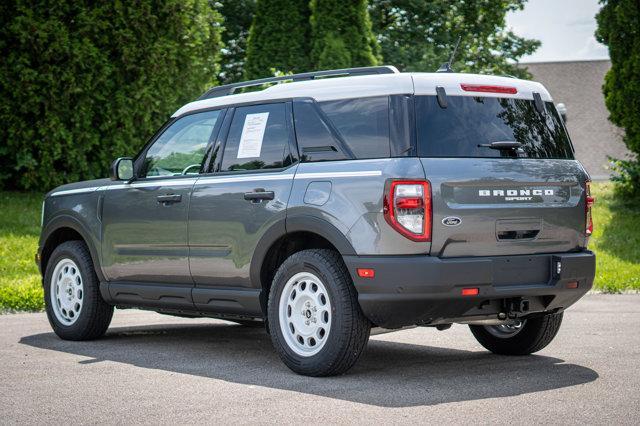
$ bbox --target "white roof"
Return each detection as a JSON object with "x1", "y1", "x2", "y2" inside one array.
[{"x1": 172, "y1": 72, "x2": 553, "y2": 117}]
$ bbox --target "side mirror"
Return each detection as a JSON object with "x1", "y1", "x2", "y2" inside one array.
[
  {"x1": 110, "y1": 157, "x2": 134, "y2": 181},
  {"x1": 556, "y1": 103, "x2": 567, "y2": 123}
]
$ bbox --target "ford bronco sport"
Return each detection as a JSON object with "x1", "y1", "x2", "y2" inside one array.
[{"x1": 38, "y1": 66, "x2": 596, "y2": 376}]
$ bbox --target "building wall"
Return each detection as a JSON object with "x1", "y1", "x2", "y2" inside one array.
[{"x1": 522, "y1": 59, "x2": 628, "y2": 180}]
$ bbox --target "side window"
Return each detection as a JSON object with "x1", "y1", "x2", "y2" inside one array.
[
  {"x1": 293, "y1": 101, "x2": 348, "y2": 162},
  {"x1": 318, "y1": 96, "x2": 390, "y2": 159},
  {"x1": 142, "y1": 110, "x2": 222, "y2": 178},
  {"x1": 221, "y1": 103, "x2": 290, "y2": 172}
]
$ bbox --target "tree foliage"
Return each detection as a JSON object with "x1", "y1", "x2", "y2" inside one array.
[
  {"x1": 310, "y1": 0, "x2": 380, "y2": 69},
  {"x1": 369, "y1": 0, "x2": 539, "y2": 78},
  {"x1": 0, "y1": 0, "x2": 222, "y2": 191},
  {"x1": 217, "y1": 0, "x2": 256, "y2": 84},
  {"x1": 243, "y1": 0, "x2": 311, "y2": 80},
  {"x1": 596, "y1": 0, "x2": 640, "y2": 194}
]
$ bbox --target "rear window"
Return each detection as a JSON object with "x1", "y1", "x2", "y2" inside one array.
[
  {"x1": 293, "y1": 100, "x2": 347, "y2": 162},
  {"x1": 318, "y1": 96, "x2": 390, "y2": 159},
  {"x1": 416, "y1": 95, "x2": 574, "y2": 159}
]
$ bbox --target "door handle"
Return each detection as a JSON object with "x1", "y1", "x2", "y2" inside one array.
[
  {"x1": 244, "y1": 189, "x2": 275, "y2": 202},
  {"x1": 156, "y1": 194, "x2": 182, "y2": 205}
]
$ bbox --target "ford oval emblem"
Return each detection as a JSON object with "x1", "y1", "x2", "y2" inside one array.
[{"x1": 442, "y1": 216, "x2": 462, "y2": 227}]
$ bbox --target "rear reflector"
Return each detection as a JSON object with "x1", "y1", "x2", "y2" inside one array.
[
  {"x1": 461, "y1": 288, "x2": 479, "y2": 296},
  {"x1": 566, "y1": 281, "x2": 579, "y2": 289},
  {"x1": 357, "y1": 268, "x2": 375, "y2": 279},
  {"x1": 460, "y1": 84, "x2": 518, "y2": 94}
]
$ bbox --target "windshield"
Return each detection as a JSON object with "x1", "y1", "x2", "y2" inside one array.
[{"x1": 416, "y1": 95, "x2": 574, "y2": 159}]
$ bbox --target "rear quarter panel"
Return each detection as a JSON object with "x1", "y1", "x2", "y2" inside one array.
[{"x1": 288, "y1": 158, "x2": 429, "y2": 255}]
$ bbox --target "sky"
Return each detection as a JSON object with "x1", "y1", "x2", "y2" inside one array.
[{"x1": 506, "y1": 0, "x2": 610, "y2": 63}]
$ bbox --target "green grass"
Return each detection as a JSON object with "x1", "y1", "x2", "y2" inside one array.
[
  {"x1": 0, "y1": 192, "x2": 44, "y2": 311},
  {"x1": 589, "y1": 182, "x2": 640, "y2": 292},
  {"x1": 0, "y1": 183, "x2": 638, "y2": 312}
]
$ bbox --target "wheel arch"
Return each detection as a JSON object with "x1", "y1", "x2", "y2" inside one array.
[
  {"x1": 250, "y1": 215, "x2": 356, "y2": 316},
  {"x1": 40, "y1": 215, "x2": 105, "y2": 284}
]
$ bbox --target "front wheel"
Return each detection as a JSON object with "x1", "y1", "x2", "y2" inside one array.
[
  {"x1": 44, "y1": 241, "x2": 114, "y2": 340},
  {"x1": 268, "y1": 249, "x2": 371, "y2": 376},
  {"x1": 469, "y1": 312, "x2": 564, "y2": 355}
]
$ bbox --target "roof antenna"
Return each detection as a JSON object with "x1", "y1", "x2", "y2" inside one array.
[{"x1": 437, "y1": 36, "x2": 462, "y2": 73}]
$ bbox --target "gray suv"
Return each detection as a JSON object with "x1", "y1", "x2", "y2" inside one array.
[{"x1": 38, "y1": 66, "x2": 596, "y2": 376}]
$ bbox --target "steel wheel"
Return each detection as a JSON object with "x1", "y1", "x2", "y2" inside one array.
[
  {"x1": 50, "y1": 258, "x2": 84, "y2": 325},
  {"x1": 484, "y1": 320, "x2": 526, "y2": 338},
  {"x1": 278, "y1": 272, "x2": 332, "y2": 357}
]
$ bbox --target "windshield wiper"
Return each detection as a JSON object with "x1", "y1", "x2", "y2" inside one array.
[{"x1": 477, "y1": 141, "x2": 523, "y2": 150}]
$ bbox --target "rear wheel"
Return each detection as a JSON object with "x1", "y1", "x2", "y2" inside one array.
[
  {"x1": 44, "y1": 241, "x2": 114, "y2": 340},
  {"x1": 268, "y1": 249, "x2": 371, "y2": 376},
  {"x1": 469, "y1": 313, "x2": 563, "y2": 355}
]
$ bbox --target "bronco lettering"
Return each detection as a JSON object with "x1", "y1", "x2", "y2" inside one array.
[{"x1": 479, "y1": 189, "x2": 555, "y2": 197}]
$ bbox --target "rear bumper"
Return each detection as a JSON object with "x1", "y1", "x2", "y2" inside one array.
[{"x1": 343, "y1": 251, "x2": 595, "y2": 328}]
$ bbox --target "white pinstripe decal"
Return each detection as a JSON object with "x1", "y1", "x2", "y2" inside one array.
[
  {"x1": 49, "y1": 170, "x2": 382, "y2": 196},
  {"x1": 49, "y1": 187, "x2": 100, "y2": 197},
  {"x1": 294, "y1": 171, "x2": 382, "y2": 179}
]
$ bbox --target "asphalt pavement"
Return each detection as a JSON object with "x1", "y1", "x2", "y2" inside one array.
[{"x1": 0, "y1": 294, "x2": 638, "y2": 424}]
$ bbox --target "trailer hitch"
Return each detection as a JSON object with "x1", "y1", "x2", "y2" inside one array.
[{"x1": 498, "y1": 297, "x2": 531, "y2": 320}]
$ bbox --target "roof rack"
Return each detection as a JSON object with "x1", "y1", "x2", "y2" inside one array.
[{"x1": 198, "y1": 65, "x2": 399, "y2": 100}]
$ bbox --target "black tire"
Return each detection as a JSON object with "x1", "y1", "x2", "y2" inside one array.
[
  {"x1": 469, "y1": 312, "x2": 564, "y2": 355},
  {"x1": 44, "y1": 240, "x2": 114, "y2": 340},
  {"x1": 267, "y1": 249, "x2": 371, "y2": 376}
]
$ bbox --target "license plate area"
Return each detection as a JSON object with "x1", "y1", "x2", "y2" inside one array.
[{"x1": 492, "y1": 256, "x2": 550, "y2": 287}]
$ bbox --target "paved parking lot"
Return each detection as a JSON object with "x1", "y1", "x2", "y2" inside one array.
[{"x1": 1, "y1": 294, "x2": 638, "y2": 424}]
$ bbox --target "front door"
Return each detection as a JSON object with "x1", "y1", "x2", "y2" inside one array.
[
  {"x1": 101, "y1": 109, "x2": 224, "y2": 293},
  {"x1": 188, "y1": 102, "x2": 296, "y2": 314}
]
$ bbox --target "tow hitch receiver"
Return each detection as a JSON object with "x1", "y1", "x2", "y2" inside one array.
[
  {"x1": 511, "y1": 298, "x2": 530, "y2": 313},
  {"x1": 499, "y1": 298, "x2": 531, "y2": 319}
]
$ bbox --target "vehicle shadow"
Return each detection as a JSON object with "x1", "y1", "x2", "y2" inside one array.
[{"x1": 20, "y1": 322, "x2": 598, "y2": 408}]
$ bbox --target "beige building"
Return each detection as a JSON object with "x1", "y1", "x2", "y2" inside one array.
[{"x1": 522, "y1": 59, "x2": 628, "y2": 180}]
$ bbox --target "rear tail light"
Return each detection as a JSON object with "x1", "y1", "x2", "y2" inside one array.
[
  {"x1": 585, "y1": 180, "x2": 595, "y2": 236},
  {"x1": 383, "y1": 180, "x2": 432, "y2": 241}
]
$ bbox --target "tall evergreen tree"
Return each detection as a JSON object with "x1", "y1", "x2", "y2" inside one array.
[
  {"x1": 369, "y1": 0, "x2": 539, "y2": 78},
  {"x1": 244, "y1": 0, "x2": 311, "y2": 80},
  {"x1": 217, "y1": 0, "x2": 256, "y2": 84},
  {"x1": 596, "y1": 0, "x2": 640, "y2": 196},
  {"x1": 310, "y1": 0, "x2": 379, "y2": 69}
]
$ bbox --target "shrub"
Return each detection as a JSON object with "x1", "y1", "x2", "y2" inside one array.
[
  {"x1": 610, "y1": 156, "x2": 640, "y2": 199},
  {"x1": 596, "y1": 0, "x2": 640, "y2": 195},
  {"x1": 0, "y1": 0, "x2": 222, "y2": 191}
]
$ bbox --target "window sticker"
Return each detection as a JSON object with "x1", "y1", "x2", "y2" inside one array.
[{"x1": 237, "y1": 112, "x2": 269, "y2": 158}]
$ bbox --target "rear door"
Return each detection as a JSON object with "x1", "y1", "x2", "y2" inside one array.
[
  {"x1": 415, "y1": 94, "x2": 590, "y2": 258},
  {"x1": 188, "y1": 102, "x2": 297, "y2": 314}
]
